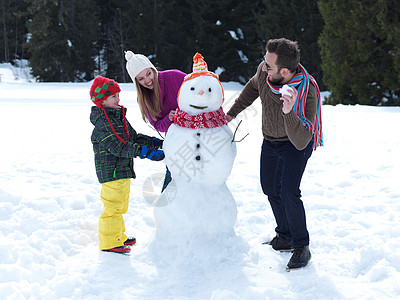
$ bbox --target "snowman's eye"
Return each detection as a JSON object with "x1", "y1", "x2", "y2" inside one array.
[
  {"x1": 190, "y1": 87, "x2": 195, "y2": 91},
  {"x1": 208, "y1": 88, "x2": 212, "y2": 92}
]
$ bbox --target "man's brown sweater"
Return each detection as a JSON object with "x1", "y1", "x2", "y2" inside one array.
[{"x1": 227, "y1": 62, "x2": 318, "y2": 150}]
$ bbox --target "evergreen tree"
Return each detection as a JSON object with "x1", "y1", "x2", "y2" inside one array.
[
  {"x1": 122, "y1": 0, "x2": 194, "y2": 76},
  {"x1": 153, "y1": 0, "x2": 194, "y2": 72},
  {"x1": 95, "y1": 0, "x2": 159, "y2": 82},
  {"x1": 122, "y1": 0, "x2": 263, "y2": 83},
  {"x1": 318, "y1": 0, "x2": 400, "y2": 105},
  {"x1": 0, "y1": 0, "x2": 30, "y2": 63},
  {"x1": 256, "y1": 0, "x2": 324, "y2": 89},
  {"x1": 106, "y1": 7, "x2": 131, "y2": 82},
  {"x1": 128, "y1": 0, "x2": 158, "y2": 56},
  {"x1": 95, "y1": 0, "x2": 131, "y2": 82},
  {"x1": 189, "y1": 0, "x2": 262, "y2": 83},
  {"x1": 26, "y1": 0, "x2": 98, "y2": 81}
]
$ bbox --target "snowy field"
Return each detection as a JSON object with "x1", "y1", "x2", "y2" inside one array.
[{"x1": 1, "y1": 64, "x2": 400, "y2": 299}]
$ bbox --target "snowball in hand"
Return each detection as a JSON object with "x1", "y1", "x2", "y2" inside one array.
[{"x1": 279, "y1": 84, "x2": 291, "y2": 96}]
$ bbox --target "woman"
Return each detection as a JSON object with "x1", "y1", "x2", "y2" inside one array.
[{"x1": 125, "y1": 50, "x2": 186, "y2": 191}]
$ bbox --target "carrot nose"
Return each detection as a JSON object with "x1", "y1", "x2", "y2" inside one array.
[{"x1": 199, "y1": 90, "x2": 204, "y2": 95}]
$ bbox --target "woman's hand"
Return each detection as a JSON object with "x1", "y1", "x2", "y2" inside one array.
[{"x1": 169, "y1": 110, "x2": 176, "y2": 121}]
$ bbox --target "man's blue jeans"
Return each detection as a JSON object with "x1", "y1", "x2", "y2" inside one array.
[{"x1": 260, "y1": 139, "x2": 313, "y2": 248}]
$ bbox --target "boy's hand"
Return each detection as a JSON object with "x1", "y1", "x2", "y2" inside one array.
[
  {"x1": 152, "y1": 138, "x2": 163, "y2": 148},
  {"x1": 139, "y1": 146, "x2": 165, "y2": 161}
]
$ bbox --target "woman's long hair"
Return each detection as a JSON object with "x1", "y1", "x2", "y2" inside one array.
[{"x1": 135, "y1": 69, "x2": 161, "y2": 122}]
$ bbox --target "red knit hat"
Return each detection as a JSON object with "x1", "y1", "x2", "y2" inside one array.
[
  {"x1": 90, "y1": 76, "x2": 121, "y2": 107},
  {"x1": 89, "y1": 76, "x2": 128, "y2": 144}
]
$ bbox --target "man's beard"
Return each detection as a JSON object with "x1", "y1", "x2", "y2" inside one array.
[{"x1": 269, "y1": 75, "x2": 284, "y2": 85}]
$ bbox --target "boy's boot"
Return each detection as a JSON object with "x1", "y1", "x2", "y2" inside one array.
[
  {"x1": 124, "y1": 237, "x2": 136, "y2": 246},
  {"x1": 102, "y1": 246, "x2": 131, "y2": 254}
]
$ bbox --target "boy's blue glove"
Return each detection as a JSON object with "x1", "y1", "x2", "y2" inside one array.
[
  {"x1": 140, "y1": 146, "x2": 165, "y2": 161},
  {"x1": 152, "y1": 138, "x2": 163, "y2": 148}
]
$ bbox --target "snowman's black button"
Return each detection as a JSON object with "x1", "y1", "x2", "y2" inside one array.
[
  {"x1": 196, "y1": 144, "x2": 200, "y2": 148},
  {"x1": 197, "y1": 133, "x2": 201, "y2": 136},
  {"x1": 195, "y1": 155, "x2": 201, "y2": 160}
]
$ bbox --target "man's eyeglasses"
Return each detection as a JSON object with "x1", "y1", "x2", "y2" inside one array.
[
  {"x1": 264, "y1": 57, "x2": 283, "y2": 71},
  {"x1": 266, "y1": 65, "x2": 282, "y2": 71}
]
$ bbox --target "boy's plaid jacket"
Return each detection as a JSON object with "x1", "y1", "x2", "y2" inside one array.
[{"x1": 90, "y1": 106, "x2": 155, "y2": 183}]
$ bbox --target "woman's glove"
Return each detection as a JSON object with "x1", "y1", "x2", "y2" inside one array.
[{"x1": 139, "y1": 145, "x2": 165, "y2": 161}]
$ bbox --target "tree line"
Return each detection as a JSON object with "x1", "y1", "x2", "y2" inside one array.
[{"x1": 1, "y1": 0, "x2": 399, "y2": 105}]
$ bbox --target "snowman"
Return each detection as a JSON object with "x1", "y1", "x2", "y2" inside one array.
[{"x1": 153, "y1": 53, "x2": 237, "y2": 244}]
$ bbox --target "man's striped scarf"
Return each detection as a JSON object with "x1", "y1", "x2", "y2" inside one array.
[{"x1": 267, "y1": 64, "x2": 323, "y2": 150}]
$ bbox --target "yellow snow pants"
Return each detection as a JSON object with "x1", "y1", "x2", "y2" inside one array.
[{"x1": 99, "y1": 178, "x2": 130, "y2": 250}]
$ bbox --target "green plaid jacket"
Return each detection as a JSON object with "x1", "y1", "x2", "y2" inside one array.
[{"x1": 90, "y1": 106, "x2": 155, "y2": 183}]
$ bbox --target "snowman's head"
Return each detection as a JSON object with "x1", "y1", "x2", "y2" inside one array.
[
  {"x1": 177, "y1": 53, "x2": 224, "y2": 116},
  {"x1": 177, "y1": 75, "x2": 223, "y2": 115}
]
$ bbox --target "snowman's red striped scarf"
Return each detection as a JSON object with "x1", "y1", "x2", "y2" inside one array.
[
  {"x1": 173, "y1": 107, "x2": 228, "y2": 129},
  {"x1": 267, "y1": 64, "x2": 323, "y2": 150}
]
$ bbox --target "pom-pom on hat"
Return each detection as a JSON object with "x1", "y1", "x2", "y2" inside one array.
[
  {"x1": 90, "y1": 76, "x2": 121, "y2": 107},
  {"x1": 125, "y1": 50, "x2": 157, "y2": 83}
]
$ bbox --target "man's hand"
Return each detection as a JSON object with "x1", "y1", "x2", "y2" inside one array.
[
  {"x1": 281, "y1": 86, "x2": 298, "y2": 114},
  {"x1": 226, "y1": 114, "x2": 233, "y2": 122}
]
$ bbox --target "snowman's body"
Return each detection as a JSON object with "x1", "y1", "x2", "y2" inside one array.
[{"x1": 154, "y1": 69, "x2": 237, "y2": 242}]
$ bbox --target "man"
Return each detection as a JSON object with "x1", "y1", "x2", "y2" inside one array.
[{"x1": 226, "y1": 38, "x2": 322, "y2": 270}]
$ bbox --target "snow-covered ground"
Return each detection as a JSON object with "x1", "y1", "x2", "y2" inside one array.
[{"x1": 1, "y1": 63, "x2": 400, "y2": 299}]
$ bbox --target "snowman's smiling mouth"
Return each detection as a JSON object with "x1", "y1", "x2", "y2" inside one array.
[{"x1": 190, "y1": 105, "x2": 208, "y2": 110}]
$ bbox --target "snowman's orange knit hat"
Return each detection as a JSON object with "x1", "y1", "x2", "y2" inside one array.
[
  {"x1": 179, "y1": 53, "x2": 224, "y2": 103},
  {"x1": 185, "y1": 53, "x2": 220, "y2": 81},
  {"x1": 192, "y1": 53, "x2": 208, "y2": 73}
]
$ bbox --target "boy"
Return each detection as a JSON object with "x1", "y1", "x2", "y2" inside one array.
[{"x1": 90, "y1": 76, "x2": 164, "y2": 253}]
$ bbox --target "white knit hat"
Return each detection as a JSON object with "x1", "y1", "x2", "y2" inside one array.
[{"x1": 125, "y1": 51, "x2": 157, "y2": 82}]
